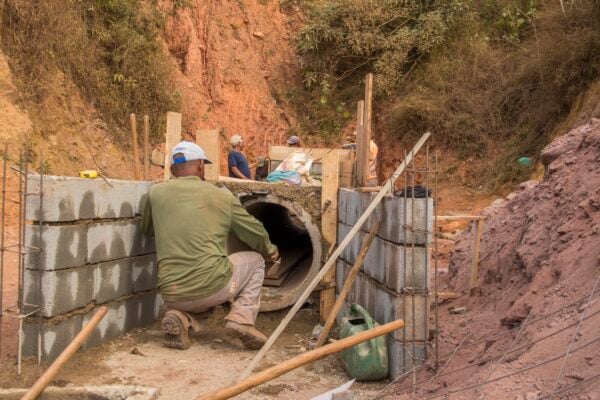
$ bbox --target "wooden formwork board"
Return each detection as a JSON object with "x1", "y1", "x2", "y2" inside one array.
[
  {"x1": 196, "y1": 129, "x2": 220, "y2": 182},
  {"x1": 164, "y1": 112, "x2": 182, "y2": 181}
]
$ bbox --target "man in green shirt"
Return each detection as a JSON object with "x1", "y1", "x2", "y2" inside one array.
[{"x1": 142, "y1": 141, "x2": 279, "y2": 350}]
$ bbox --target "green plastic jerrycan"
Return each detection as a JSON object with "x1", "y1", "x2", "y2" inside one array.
[{"x1": 339, "y1": 303, "x2": 389, "y2": 381}]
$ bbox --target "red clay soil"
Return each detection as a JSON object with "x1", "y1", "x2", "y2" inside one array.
[{"x1": 382, "y1": 119, "x2": 600, "y2": 399}]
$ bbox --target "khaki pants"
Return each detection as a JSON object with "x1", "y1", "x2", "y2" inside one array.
[{"x1": 165, "y1": 251, "x2": 265, "y2": 325}]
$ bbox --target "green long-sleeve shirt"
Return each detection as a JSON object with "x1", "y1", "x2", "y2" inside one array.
[{"x1": 142, "y1": 176, "x2": 276, "y2": 302}]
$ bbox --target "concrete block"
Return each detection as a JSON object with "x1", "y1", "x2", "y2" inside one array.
[
  {"x1": 391, "y1": 294, "x2": 429, "y2": 342},
  {"x1": 132, "y1": 254, "x2": 158, "y2": 293},
  {"x1": 378, "y1": 197, "x2": 433, "y2": 245},
  {"x1": 136, "y1": 181, "x2": 154, "y2": 216},
  {"x1": 344, "y1": 190, "x2": 364, "y2": 227},
  {"x1": 383, "y1": 242, "x2": 428, "y2": 293},
  {"x1": 24, "y1": 224, "x2": 87, "y2": 271},
  {"x1": 23, "y1": 266, "x2": 95, "y2": 317},
  {"x1": 22, "y1": 315, "x2": 83, "y2": 361},
  {"x1": 388, "y1": 338, "x2": 427, "y2": 378},
  {"x1": 363, "y1": 236, "x2": 386, "y2": 284},
  {"x1": 335, "y1": 259, "x2": 345, "y2": 294},
  {"x1": 87, "y1": 220, "x2": 154, "y2": 263},
  {"x1": 338, "y1": 188, "x2": 350, "y2": 224},
  {"x1": 26, "y1": 176, "x2": 97, "y2": 222},
  {"x1": 95, "y1": 179, "x2": 137, "y2": 219},
  {"x1": 94, "y1": 259, "x2": 134, "y2": 304},
  {"x1": 82, "y1": 301, "x2": 128, "y2": 348},
  {"x1": 372, "y1": 283, "x2": 395, "y2": 327},
  {"x1": 126, "y1": 292, "x2": 163, "y2": 327}
]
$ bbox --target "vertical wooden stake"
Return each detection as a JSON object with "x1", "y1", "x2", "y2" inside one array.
[
  {"x1": 355, "y1": 100, "x2": 367, "y2": 187},
  {"x1": 130, "y1": 113, "x2": 141, "y2": 180},
  {"x1": 164, "y1": 112, "x2": 182, "y2": 181},
  {"x1": 470, "y1": 219, "x2": 484, "y2": 293},
  {"x1": 143, "y1": 115, "x2": 150, "y2": 180},
  {"x1": 319, "y1": 150, "x2": 341, "y2": 323}
]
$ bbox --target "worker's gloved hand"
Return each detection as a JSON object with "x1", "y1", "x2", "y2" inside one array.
[{"x1": 267, "y1": 247, "x2": 280, "y2": 263}]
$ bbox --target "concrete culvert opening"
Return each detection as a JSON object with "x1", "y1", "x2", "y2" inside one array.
[{"x1": 227, "y1": 195, "x2": 322, "y2": 311}]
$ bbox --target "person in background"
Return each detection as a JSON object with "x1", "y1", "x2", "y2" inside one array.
[
  {"x1": 255, "y1": 156, "x2": 269, "y2": 181},
  {"x1": 368, "y1": 139, "x2": 379, "y2": 185},
  {"x1": 143, "y1": 141, "x2": 279, "y2": 350},
  {"x1": 228, "y1": 134, "x2": 252, "y2": 179},
  {"x1": 287, "y1": 135, "x2": 301, "y2": 148}
]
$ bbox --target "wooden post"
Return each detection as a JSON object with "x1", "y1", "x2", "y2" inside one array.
[
  {"x1": 470, "y1": 219, "x2": 484, "y2": 292},
  {"x1": 319, "y1": 150, "x2": 341, "y2": 323},
  {"x1": 164, "y1": 112, "x2": 182, "y2": 181},
  {"x1": 196, "y1": 129, "x2": 220, "y2": 182},
  {"x1": 21, "y1": 307, "x2": 108, "y2": 400},
  {"x1": 129, "y1": 113, "x2": 141, "y2": 180},
  {"x1": 197, "y1": 319, "x2": 405, "y2": 400},
  {"x1": 355, "y1": 100, "x2": 367, "y2": 187},
  {"x1": 239, "y1": 132, "x2": 431, "y2": 380},
  {"x1": 143, "y1": 115, "x2": 150, "y2": 180}
]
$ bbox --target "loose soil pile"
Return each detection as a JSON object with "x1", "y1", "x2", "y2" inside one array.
[{"x1": 385, "y1": 119, "x2": 600, "y2": 399}]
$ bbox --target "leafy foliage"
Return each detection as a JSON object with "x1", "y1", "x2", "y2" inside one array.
[
  {"x1": 297, "y1": 0, "x2": 467, "y2": 95},
  {"x1": 0, "y1": 0, "x2": 180, "y2": 137}
]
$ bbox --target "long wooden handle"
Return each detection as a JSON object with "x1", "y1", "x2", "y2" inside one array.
[
  {"x1": 21, "y1": 307, "x2": 108, "y2": 400},
  {"x1": 197, "y1": 319, "x2": 404, "y2": 400},
  {"x1": 130, "y1": 113, "x2": 141, "y2": 180},
  {"x1": 316, "y1": 221, "x2": 380, "y2": 348},
  {"x1": 239, "y1": 131, "x2": 431, "y2": 380}
]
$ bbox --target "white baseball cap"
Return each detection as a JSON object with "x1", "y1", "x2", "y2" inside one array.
[{"x1": 171, "y1": 141, "x2": 212, "y2": 164}]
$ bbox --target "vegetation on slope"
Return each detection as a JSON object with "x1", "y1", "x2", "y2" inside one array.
[
  {"x1": 290, "y1": 0, "x2": 600, "y2": 188},
  {"x1": 0, "y1": 0, "x2": 181, "y2": 138}
]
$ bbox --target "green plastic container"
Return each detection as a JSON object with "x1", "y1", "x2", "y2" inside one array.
[{"x1": 339, "y1": 304, "x2": 389, "y2": 381}]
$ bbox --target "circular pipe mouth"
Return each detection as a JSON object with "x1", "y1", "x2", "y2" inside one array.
[{"x1": 227, "y1": 195, "x2": 322, "y2": 311}]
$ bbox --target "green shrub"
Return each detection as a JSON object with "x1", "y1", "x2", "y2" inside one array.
[{"x1": 0, "y1": 0, "x2": 180, "y2": 138}]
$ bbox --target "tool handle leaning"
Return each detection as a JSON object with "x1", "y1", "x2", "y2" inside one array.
[
  {"x1": 197, "y1": 319, "x2": 404, "y2": 400},
  {"x1": 21, "y1": 307, "x2": 108, "y2": 400}
]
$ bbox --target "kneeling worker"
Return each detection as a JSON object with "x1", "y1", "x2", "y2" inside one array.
[{"x1": 142, "y1": 141, "x2": 279, "y2": 350}]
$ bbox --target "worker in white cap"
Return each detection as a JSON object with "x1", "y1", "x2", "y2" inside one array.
[
  {"x1": 287, "y1": 135, "x2": 301, "y2": 148},
  {"x1": 142, "y1": 141, "x2": 279, "y2": 350},
  {"x1": 228, "y1": 134, "x2": 252, "y2": 179}
]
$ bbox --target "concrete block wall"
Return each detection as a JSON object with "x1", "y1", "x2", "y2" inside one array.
[
  {"x1": 22, "y1": 176, "x2": 160, "y2": 361},
  {"x1": 336, "y1": 188, "x2": 432, "y2": 379}
]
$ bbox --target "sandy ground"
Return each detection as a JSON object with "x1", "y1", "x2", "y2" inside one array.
[{"x1": 0, "y1": 307, "x2": 387, "y2": 399}]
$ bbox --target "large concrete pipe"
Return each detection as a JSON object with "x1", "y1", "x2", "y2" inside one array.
[{"x1": 227, "y1": 194, "x2": 322, "y2": 311}]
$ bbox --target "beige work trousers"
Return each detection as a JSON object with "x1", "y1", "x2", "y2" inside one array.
[{"x1": 165, "y1": 251, "x2": 265, "y2": 326}]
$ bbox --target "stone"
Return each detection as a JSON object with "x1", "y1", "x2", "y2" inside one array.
[
  {"x1": 449, "y1": 306, "x2": 468, "y2": 315},
  {"x1": 24, "y1": 224, "x2": 87, "y2": 271},
  {"x1": 23, "y1": 266, "x2": 95, "y2": 317},
  {"x1": 332, "y1": 391, "x2": 354, "y2": 400},
  {"x1": 253, "y1": 31, "x2": 265, "y2": 39}
]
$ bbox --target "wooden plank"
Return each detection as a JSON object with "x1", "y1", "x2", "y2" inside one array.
[
  {"x1": 339, "y1": 159, "x2": 354, "y2": 187},
  {"x1": 143, "y1": 115, "x2": 150, "y2": 180},
  {"x1": 239, "y1": 131, "x2": 432, "y2": 380},
  {"x1": 196, "y1": 129, "x2": 220, "y2": 182},
  {"x1": 470, "y1": 219, "x2": 484, "y2": 292},
  {"x1": 319, "y1": 150, "x2": 341, "y2": 323},
  {"x1": 438, "y1": 215, "x2": 484, "y2": 221},
  {"x1": 129, "y1": 113, "x2": 141, "y2": 180},
  {"x1": 164, "y1": 112, "x2": 182, "y2": 181}
]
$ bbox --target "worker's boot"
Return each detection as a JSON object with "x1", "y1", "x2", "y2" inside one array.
[
  {"x1": 225, "y1": 321, "x2": 267, "y2": 350},
  {"x1": 161, "y1": 309, "x2": 193, "y2": 350}
]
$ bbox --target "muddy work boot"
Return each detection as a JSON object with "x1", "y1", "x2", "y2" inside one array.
[
  {"x1": 161, "y1": 310, "x2": 192, "y2": 350},
  {"x1": 225, "y1": 321, "x2": 267, "y2": 350}
]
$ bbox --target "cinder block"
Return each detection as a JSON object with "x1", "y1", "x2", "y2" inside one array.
[
  {"x1": 94, "y1": 259, "x2": 134, "y2": 304},
  {"x1": 335, "y1": 259, "x2": 345, "y2": 294},
  {"x1": 344, "y1": 190, "x2": 364, "y2": 227},
  {"x1": 388, "y1": 338, "x2": 427, "y2": 378},
  {"x1": 23, "y1": 266, "x2": 95, "y2": 317},
  {"x1": 132, "y1": 254, "x2": 158, "y2": 292},
  {"x1": 338, "y1": 188, "x2": 350, "y2": 224},
  {"x1": 126, "y1": 292, "x2": 162, "y2": 328},
  {"x1": 378, "y1": 197, "x2": 433, "y2": 245},
  {"x1": 82, "y1": 301, "x2": 128, "y2": 348},
  {"x1": 363, "y1": 236, "x2": 386, "y2": 284},
  {"x1": 24, "y1": 224, "x2": 87, "y2": 271},
  {"x1": 384, "y1": 242, "x2": 428, "y2": 293},
  {"x1": 372, "y1": 283, "x2": 395, "y2": 326},
  {"x1": 391, "y1": 294, "x2": 429, "y2": 342},
  {"x1": 87, "y1": 220, "x2": 154, "y2": 263},
  {"x1": 95, "y1": 179, "x2": 137, "y2": 219},
  {"x1": 136, "y1": 181, "x2": 154, "y2": 216},
  {"x1": 26, "y1": 176, "x2": 97, "y2": 222},
  {"x1": 22, "y1": 315, "x2": 83, "y2": 361}
]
